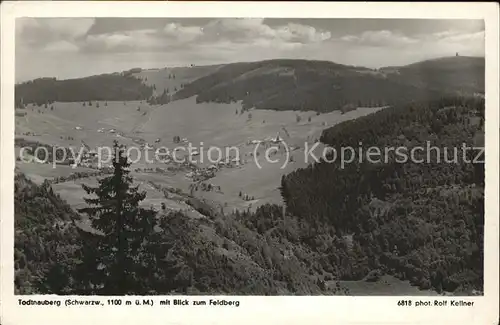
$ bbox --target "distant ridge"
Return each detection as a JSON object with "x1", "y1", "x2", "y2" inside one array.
[
  {"x1": 379, "y1": 56, "x2": 484, "y2": 95},
  {"x1": 172, "y1": 57, "x2": 484, "y2": 112},
  {"x1": 16, "y1": 56, "x2": 485, "y2": 112},
  {"x1": 380, "y1": 55, "x2": 484, "y2": 70}
]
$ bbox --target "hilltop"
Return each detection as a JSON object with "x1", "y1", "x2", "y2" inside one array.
[
  {"x1": 14, "y1": 72, "x2": 154, "y2": 108},
  {"x1": 172, "y1": 56, "x2": 484, "y2": 112},
  {"x1": 173, "y1": 57, "x2": 484, "y2": 112},
  {"x1": 380, "y1": 56, "x2": 485, "y2": 95}
]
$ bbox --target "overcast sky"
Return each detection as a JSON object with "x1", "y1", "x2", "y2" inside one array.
[{"x1": 16, "y1": 18, "x2": 485, "y2": 82}]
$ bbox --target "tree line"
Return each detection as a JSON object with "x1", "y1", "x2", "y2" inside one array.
[{"x1": 15, "y1": 74, "x2": 154, "y2": 108}]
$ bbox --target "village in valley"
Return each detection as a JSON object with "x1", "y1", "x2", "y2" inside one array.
[{"x1": 15, "y1": 73, "x2": 382, "y2": 218}]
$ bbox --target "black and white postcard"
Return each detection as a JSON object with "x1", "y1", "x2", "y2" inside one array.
[{"x1": 1, "y1": 2, "x2": 498, "y2": 325}]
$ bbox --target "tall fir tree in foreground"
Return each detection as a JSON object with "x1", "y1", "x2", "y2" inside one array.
[{"x1": 74, "y1": 141, "x2": 181, "y2": 295}]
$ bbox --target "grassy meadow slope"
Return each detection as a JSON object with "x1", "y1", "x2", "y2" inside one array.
[
  {"x1": 133, "y1": 65, "x2": 223, "y2": 96},
  {"x1": 15, "y1": 96, "x2": 384, "y2": 213}
]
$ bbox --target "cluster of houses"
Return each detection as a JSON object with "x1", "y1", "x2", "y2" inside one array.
[
  {"x1": 185, "y1": 166, "x2": 216, "y2": 182},
  {"x1": 191, "y1": 182, "x2": 222, "y2": 193},
  {"x1": 247, "y1": 132, "x2": 283, "y2": 146},
  {"x1": 76, "y1": 126, "x2": 120, "y2": 135},
  {"x1": 184, "y1": 156, "x2": 245, "y2": 181},
  {"x1": 76, "y1": 151, "x2": 98, "y2": 168},
  {"x1": 71, "y1": 140, "x2": 99, "y2": 168},
  {"x1": 21, "y1": 131, "x2": 40, "y2": 136}
]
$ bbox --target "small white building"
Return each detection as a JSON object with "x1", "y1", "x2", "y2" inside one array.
[{"x1": 272, "y1": 132, "x2": 282, "y2": 143}]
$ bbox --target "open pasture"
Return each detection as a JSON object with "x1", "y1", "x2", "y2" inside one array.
[
  {"x1": 51, "y1": 173, "x2": 200, "y2": 217},
  {"x1": 133, "y1": 65, "x2": 222, "y2": 96},
  {"x1": 16, "y1": 95, "x2": 382, "y2": 212},
  {"x1": 15, "y1": 160, "x2": 96, "y2": 184},
  {"x1": 135, "y1": 97, "x2": 383, "y2": 157}
]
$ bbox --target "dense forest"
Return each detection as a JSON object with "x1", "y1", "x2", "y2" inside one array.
[
  {"x1": 173, "y1": 57, "x2": 484, "y2": 113},
  {"x1": 382, "y1": 56, "x2": 485, "y2": 95},
  {"x1": 281, "y1": 96, "x2": 485, "y2": 293},
  {"x1": 15, "y1": 73, "x2": 154, "y2": 107},
  {"x1": 14, "y1": 173, "x2": 82, "y2": 294}
]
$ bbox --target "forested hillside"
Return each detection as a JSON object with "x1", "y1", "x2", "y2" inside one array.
[
  {"x1": 382, "y1": 56, "x2": 485, "y2": 95},
  {"x1": 281, "y1": 96, "x2": 485, "y2": 293},
  {"x1": 14, "y1": 173, "x2": 82, "y2": 294},
  {"x1": 173, "y1": 59, "x2": 437, "y2": 112},
  {"x1": 15, "y1": 72, "x2": 154, "y2": 107},
  {"x1": 173, "y1": 57, "x2": 484, "y2": 113},
  {"x1": 14, "y1": 171, "x2": 350, "y2": 295}
]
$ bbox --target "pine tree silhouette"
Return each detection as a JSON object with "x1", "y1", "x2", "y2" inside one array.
[{"x1": 74, "y1": 141, "x2": 180, "y2": 295}]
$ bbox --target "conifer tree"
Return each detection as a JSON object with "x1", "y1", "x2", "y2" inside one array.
[{"x1": 74, "y1": 141, "x2": 180, "y2": 295}]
